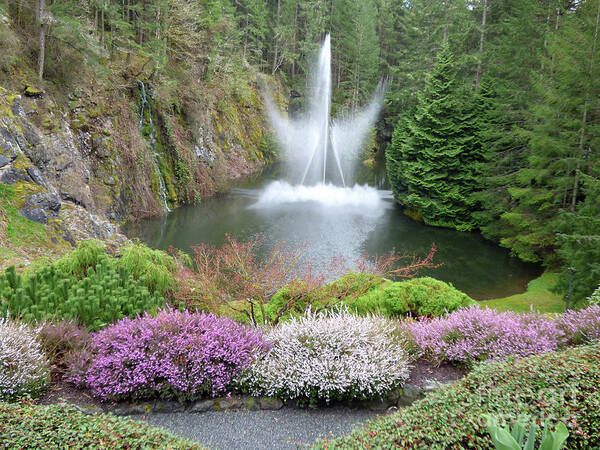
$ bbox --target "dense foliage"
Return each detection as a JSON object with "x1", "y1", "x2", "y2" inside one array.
[
  {"x1": 0, "y1": 319, "x2": 49, "y2": 400},
  {"x1": 240, "y1": 308, "x2": 410, "y2": 406},
  {"x1": 0, "y1": 263, "x2": 165, "y2": 330},
  {"x1": 54, "y1": 240, "x2": 177, "y2": 295},
  {"x1": 72, "y1": 309, "x2": 269, "y2": 402},
  {"x1": 0, "y1": 401, "x2": 200, "y2": 449},
  {"x1": 315, "y1": 343, "x2": 600, "y2": 449},
  {"x1": 387, "y1": 46, "x2": 483, "y2": 231},
  {"x1": 384, "y1": 0, "x2": 600, "y2": 301},
  {"x1": 345, "y1": 277, "x2": 474, "y2": 318}
]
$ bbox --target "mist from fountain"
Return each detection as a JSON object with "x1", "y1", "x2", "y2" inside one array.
[{"x1": 260, "y1": 34, "x2": 384, "y2": 208}]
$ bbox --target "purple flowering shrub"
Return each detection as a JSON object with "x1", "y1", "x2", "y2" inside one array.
[
  {"x1": 400, "y1": 305, "x2": 563, "y2": 366},
  {"x1": 70, "y1": 308, "x2": 270, "y2": 401},
  {"x1": 557, "y1": 305, "x2": 600, "y2": 345}
]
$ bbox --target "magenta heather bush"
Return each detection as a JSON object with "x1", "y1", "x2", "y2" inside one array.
[
  {"x1": 401, "y1": 305, "x2": 563, "y2": 366},
  {"x1": 71, "y1": 309, "x2": 270, "y2": 401},
  {"x1": 557, "y1": 305, "x2": 600, "y2": 345}
]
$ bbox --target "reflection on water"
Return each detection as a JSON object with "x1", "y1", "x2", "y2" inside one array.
[{"x1": 123, "y1": 163, "x2": 541, "y2": 300}]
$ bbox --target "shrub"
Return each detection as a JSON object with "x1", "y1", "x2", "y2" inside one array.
[
  {"x1": 401, "y1": 305, "x2": 562, "y2": 366},
  {"x1": 54, "y1": 239, "x2": 109, "y2": 280},
  {"x1": 263, "y1": 273, "x2": 384, "y2": 325},
  {"x1": 240, "y1": 308, "x2": 410, "y2": 406},
  {"x1": 0, "y1": 263, "x2": 165, "y2": 330},
  {"x1": 119, "y1": 243, "x2": 178, "y2": 295},
  {"x1": 73, "y1": 308, "x2": 269, "y2": 402},
  {"x1": 0, "y1": 401, "x2": 199, "y2": 448},
  {"x1": 346, "y1": 277, "x2": 475, "y2": 318},
  {"x1": 588, "y1": 285, "x2": 600, "y2": 305},
  {"x1": 38, "y1": 320, "x2": 90, "y2": 378},
  {"x1": 315, "y1": 344, "x2": 600, "y2": 449},
  {"x1": 556, "y1": 305, "x2": 600, "y2": 345},
  {"x1": 0, "y1": 319, "x2": 49, "y2": 400}
]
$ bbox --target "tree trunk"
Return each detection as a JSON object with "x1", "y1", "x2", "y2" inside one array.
[
  {"x1": 100, "y1": 3, "x2": 105, "y2": 48},
  {"x1": 291, "y1": 2, "x2": 298, "y2": 77},
  {"x1": 570, "y1": 0, "x2": 600, "y2": 212},
  {"x1": 272, "y1": 0, "x2": 281, "y2": 74},
  {"x1": 38, "y1": 0, "x2": 46, "y2": 79},
  {"x1": 474, "y1": 0, "x2": 487, "y2": 90},
  {"x1": 243, "y1": 12, "x2": 249, "y2": 61},
  {"x1": 541, "y1": 0, "x2": 552, "y2": 70}
]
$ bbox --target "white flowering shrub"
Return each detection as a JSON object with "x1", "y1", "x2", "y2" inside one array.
[
  {"x1": 0, "y1": 319, "x2": 49, "y2": 400},
  {"x1": 240, "y1": 308, "x2": 410, "y2": 406}
]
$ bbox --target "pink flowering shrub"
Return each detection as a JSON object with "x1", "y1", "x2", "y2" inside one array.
[
  {"x1": 401, "y1": 305, "x2": 563, "y2": 366},
  {"x1": 70, "y1": 308, "x2": 270, "y2": 401},
  {"x1": 557, "y1": 305, "x2": 600, "y2": 345}
]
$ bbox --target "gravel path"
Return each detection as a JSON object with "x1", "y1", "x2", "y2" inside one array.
[{"x1": 139, "y1": 407, "x2": 381, "y2": 449}]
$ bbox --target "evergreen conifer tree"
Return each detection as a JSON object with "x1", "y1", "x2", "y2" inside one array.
[{"x1": 387, "y1": 45, "x2": 483, "y2": 231}]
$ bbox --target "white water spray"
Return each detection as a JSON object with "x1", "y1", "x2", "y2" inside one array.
[
  {"x1": 266, "y1": 34, "x2": 383, "y2": 187},
  {"x1": 262, "y1": 34, "x2": 384, "y2": 206}
]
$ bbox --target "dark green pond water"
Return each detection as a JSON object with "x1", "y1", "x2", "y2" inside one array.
[{"x1": 123, "y1": 164, "x2": 541, "y2": 300}]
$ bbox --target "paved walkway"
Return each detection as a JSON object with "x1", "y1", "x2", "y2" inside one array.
[{"x1": 139, "y1": 407, "x2": 381, "y2": 449}]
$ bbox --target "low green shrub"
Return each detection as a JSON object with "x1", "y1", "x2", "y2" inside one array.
[
  {"x1": 0, "y1": 263, "x2": 165, "y2": 330},
  {"x1": 264, "y1": 273, "x2": 387, "y2": 324},
  {"x1": 53, "y1": 240, "x2": 178, "y2": 295},
  {"x1": 119, "y1": 243, "x2": 178, "y2": 295},
  {"x1": 54, "y1": 240, "x2": 110, "y2": 280},
  {"x1": 265, "y1": 275, "x2": 473, "y2": 323},
  {"x1": 315, "y1": 343, "x2": 600, "y2": 449},
  {"x1": 0, "y1": 401, "x2": 200, "y2": 448},
  {"x1": 346, "y1": 277, "x2": 475, "y2": 318}
]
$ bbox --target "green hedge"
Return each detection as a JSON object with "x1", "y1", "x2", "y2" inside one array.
[
  {"x1": 315, "y1": 343, "x2": 600, "y2": 449},
  {"x1": 0, "y1": 401, "x2": 200, "y2": 449}
]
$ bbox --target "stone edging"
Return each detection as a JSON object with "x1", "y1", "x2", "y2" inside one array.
[{"x1": 75, "y1": 382, "x2": 448, "y2": 417}]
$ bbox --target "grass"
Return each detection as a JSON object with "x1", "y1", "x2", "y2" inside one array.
[
  {"x1": 0, "y1": 184, "x2": 69, "y2": 270},
  {"x1": 481, "y1": 271, "x2": 566, "y2": 313}
]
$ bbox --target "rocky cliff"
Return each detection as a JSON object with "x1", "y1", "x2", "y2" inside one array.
[{"x1": 0, "y1": 75, "x2": 284, "y2": 266}]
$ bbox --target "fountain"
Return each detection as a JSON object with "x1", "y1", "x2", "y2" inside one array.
[{"x1": 261, "y1": 34, "x2": 384, "y2": 206}]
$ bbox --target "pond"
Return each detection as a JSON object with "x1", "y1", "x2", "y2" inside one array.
[{"x1": 123, "y1": 163, "x2": 541, "y2": 300}]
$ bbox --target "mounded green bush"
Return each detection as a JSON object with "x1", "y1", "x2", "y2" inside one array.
[
  {"x1": 265, "y1": 275, "x2": 473, "y2": 323},
  {"x1": 0, "y1": 401, "x2": 200, "y2": 448},
  {"x1": 264, "y1": 273, "x2": 387, "y2": 324},
  {"x1": 0, "y1": 263, "x2": 165, "y2": 330},
  {"x1": 119, "y1": 243, "x2": 178, "y2": 295},
  {"x1": 345, "y1": 277, "x2": 475, "y2": 317},
  {"x1": 314, "y1": 343, "x2": 600, "y2": 449},
  {"x1": 54, "y1": 240, "x2": 109, "y2": 280},
  {"x1": 53, "y1": 240, "x2": 178, "y2": 295}
]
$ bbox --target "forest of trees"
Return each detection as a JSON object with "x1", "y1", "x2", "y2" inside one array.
[{"x1": 0, "y1": 0, "x2": 598, "y2": 297}]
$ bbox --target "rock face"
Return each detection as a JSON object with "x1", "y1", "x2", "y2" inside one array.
[
  {"x1": 0, "y1": 77, "x2": 281, "y2": 251},
  {"x1": 19, "y1": 192, "x2": 61, "y2": 224}
]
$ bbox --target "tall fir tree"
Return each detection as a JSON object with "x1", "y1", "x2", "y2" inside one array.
[
  {"x1": 387, "y1": 45, "x2": 483, "y2": 231},
  {"x1": 491, "y1": 0, "x2": 600, "y2": 263},
  {"x1": 555, "y1": 172, "x2": 600, "y2": 302}
]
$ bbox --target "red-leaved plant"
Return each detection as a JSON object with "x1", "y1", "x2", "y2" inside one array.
[{"x1": 171, "y1": 235, "x2": 440, "y2": 326}]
